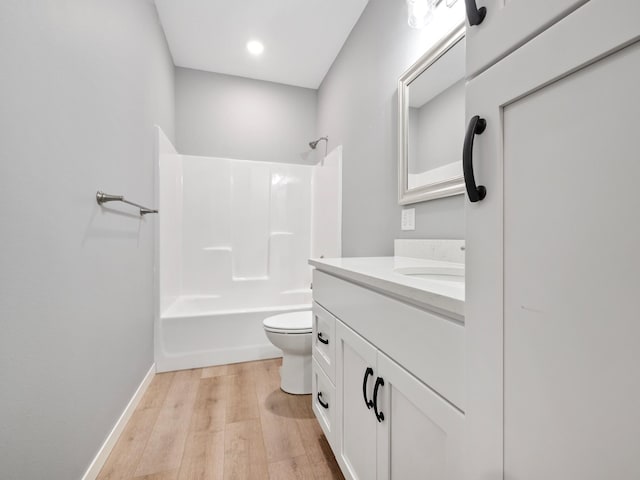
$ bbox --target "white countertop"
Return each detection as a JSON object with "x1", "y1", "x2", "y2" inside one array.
[{"x1": 309, "y1": 256, "x2": 465, "y2": 318}]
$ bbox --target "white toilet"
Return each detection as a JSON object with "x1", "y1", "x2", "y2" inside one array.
[{"x1": 263, "y1": 311, "x2": 313, "y2": 394}]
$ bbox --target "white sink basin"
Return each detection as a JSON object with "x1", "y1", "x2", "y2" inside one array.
[{"x1": 394, "y1": 264, "x2": 465, "y2": 283}]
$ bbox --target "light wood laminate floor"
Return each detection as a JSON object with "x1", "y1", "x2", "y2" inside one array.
[{"x1": 97, "y1": 358, "x2": 344, "y2": 480}]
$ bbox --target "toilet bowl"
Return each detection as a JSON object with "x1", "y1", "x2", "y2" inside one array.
[{"x1": 263, "y1": 311, "x2": 312, "y2": 394}]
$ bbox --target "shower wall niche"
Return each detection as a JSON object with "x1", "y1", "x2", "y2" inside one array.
[{"x1": 155, "y1": 127, "x2": 341, "y2": 372}]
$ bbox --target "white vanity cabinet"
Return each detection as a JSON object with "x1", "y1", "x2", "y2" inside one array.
[
  {"x1": 311, "y1": 268, "x2": 465, "y2": 480},
  {"x1": 465, "y1": 1, "x2": 640, "y2": 478},
  {"x1": 335, "y1": 322, "x2": 464, "y2": 480},
  {"x1": 465, "y1": 0, "x2": 587, "y2": 77},
  {"x1": 311, "y1": 303, "x2": 337, "y2": 447}
]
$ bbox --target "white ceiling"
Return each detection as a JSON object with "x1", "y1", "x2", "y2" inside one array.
[{"x1": 154, "y1": 0, "x2": 370, "y2": 90}]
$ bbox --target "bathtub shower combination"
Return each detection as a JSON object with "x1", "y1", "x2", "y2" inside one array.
[{"x1": 155, "y1": 127, "x2": 341, "y2": 372}]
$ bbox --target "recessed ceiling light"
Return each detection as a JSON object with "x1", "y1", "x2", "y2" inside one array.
[{"x1": 246, "y1": 40, "x2": 264, "y2": 56}]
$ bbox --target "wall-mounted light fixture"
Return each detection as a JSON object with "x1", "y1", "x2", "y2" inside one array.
[
  {"x1": 407, "y1": 0, "x2": 459, "y2": 29},
  {"x1": 407, "y1": 0, "x2": 436, "y2": 29}
]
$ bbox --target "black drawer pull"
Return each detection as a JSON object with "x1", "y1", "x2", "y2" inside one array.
[
  {"x1": 373, "y1": 377, "x2": 385, "y2": 423},
  {"x1": 465, "y1": 0, "x2": 487, "y2": 26},
  {"x1": 317, "y1": 332, "x2": 329, "y2": 345},
  {"x1": 362, "y1": 367, "x2": 374, "y2": 409},
  {"x1": 463, "y1": 115, "x2": 487, "y2": 203},
  {"x1": 317, "y1": 392, "x2": 329, "y2": 409}
]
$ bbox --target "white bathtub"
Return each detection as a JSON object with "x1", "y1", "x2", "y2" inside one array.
[{"x1": 156, "y1": 290, "x2": 311, "y2": 372}]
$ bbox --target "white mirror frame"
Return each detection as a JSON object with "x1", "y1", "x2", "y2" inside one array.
[{"x1": 398, "y1": 23, "x2": 466, "y2": 205}]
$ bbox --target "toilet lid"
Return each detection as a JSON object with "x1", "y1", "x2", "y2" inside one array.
[{"x1": 263, "y1": 311, "x2": 312, "y2": 333}]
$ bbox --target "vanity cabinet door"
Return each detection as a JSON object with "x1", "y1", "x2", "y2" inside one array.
[
  {"x1": 465, "y1": 2, "x2": 640, "y2": 478},
  {"x1": 465, "y1": 0, "x2": 587, "y2": 77},
  {"x1": 376, "y1": 352, "x2": 464, "y2": 480},
  {"x1": 335, "y1": 320, "x2": 378, "y2": 480}
]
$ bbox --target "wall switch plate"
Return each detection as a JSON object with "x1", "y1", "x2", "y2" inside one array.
[{"x1": 401, "y1": 208, "x2": 415, "y2": 231}]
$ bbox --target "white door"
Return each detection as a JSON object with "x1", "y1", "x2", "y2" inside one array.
[
  {"x1": 465, "y1": 0, "x2": 588, "y2": 77},
  {"x1": 335, "y1": 320, "x2": 378, "y2": 480},
  {"x1": 465, "y1": 1, "x2": 640, "y2": 478},
  {"x1": 376, "y1": 352, "x2": 464, "y2": 480}
]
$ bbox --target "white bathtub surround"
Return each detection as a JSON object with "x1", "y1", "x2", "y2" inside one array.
[
  {"x1": 179, "y1": 156, "x2": 313, "y2": 295},
  {"x1": 394, "y1": 238, "x2": 465, "y2": 263},
  {"x1": 156, "y1": 129, "x2": 341, "y2": 372},
  {"x1": 158, "y1": 128, "x2": 183, "y2": 313},
  {"x1": 312, "y1": 146, "x2": 342, "y2": 259}
]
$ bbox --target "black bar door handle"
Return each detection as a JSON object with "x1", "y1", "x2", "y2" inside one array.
[
  {"x1": 317, "y1": 332, "x2": 329, "y2": 345},
  {"x1": 317, "y1": 392, "x2": 329, "y2": 409},
  {"x1": 465, "y1": 0, "x2": 487, "y2": 26},
  {"x1": 362, "y1": 367, "x2": 374, "y2": 409},
  {"x1": 373, "y1": 377, "x2": 385, "y2": 423},
  {"x1": 463, "y1": 115, "x2": 487, "y2": 203}
]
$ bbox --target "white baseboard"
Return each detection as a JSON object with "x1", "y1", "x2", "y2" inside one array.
[
  {"x1": 156, "y1": 344, "x2": 282, "y2": 373},
  {"x1": 81, "y1": 363, "x2": 156, "y2": 480}
]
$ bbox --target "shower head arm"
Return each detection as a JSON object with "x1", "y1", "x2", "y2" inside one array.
[{"x1": 309, "y1": 136, "x2": 329, "y2": 151}]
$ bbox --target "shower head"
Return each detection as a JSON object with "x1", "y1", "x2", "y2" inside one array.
[{"x1": 309, "y1": 136, "x2": 328, "y2": 150}]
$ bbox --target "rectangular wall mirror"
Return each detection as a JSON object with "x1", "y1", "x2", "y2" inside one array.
[{"x1": 398, "y1": 24, "x2": 466, "y2": 205}]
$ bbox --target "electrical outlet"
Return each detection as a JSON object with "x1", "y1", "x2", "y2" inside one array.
[{"x1": 401, "y1": 208, "x2": 415, "y2": 231}]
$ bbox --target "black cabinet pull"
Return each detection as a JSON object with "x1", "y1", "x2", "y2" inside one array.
[
  {"x1": 317, "y1": 332, "x2": 329, "y2": 345},
  {"x1": 465, "y1": 0, "x2": 487, "y2": 26},
  {"x1": 463, "y1": 115, "x2": 487, "y2": 203},
  {"x1": 373, "y1": 377, "x2": 385, "y2": 423},
  {"x1": 362, "y1": 367, "x2": 374, "y2": 409},
  {"x1": 317, "y1": 392, "x2": 329, "y2": 409}
]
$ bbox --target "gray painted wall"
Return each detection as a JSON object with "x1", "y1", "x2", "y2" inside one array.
[
  {"x1": 317, "y1": 0, "x2": 465, "y2": 257},
  {"x1": 412, "y1": 80, "x2": 466, "y2": 173},
  {"x1": 0, "y1": 1, "x2": 174, "y2": 478},
  {"x1": 176, "y1": 68, "x2": 318, "y2": 164}
]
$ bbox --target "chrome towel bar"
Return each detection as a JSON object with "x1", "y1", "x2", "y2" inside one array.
[{"x1": 96, "y1": 190, "x2": 158, "y2": 216}]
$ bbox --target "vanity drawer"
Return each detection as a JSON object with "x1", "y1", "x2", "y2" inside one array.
[
  {"x1": 312, "y1": 302, "x2": 336, "y2": 382},
  {"x1": 312, "y1": 358, "x2": 335, "y2": 448},
  {"x1": 313, "y1": 270, "x2": 465, "y2": 410}
]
